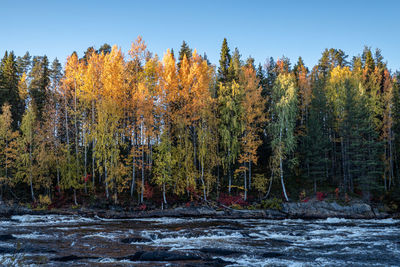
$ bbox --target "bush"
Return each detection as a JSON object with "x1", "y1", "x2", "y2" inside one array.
[
  {"x1": 218, "y1": 193, "x2": 247, "y2": 207},
  {"x1": 39, "y1": 195, "x2": 51, "y2": 206},
  {"x1": 260, "y1": 198, "x2": 282, "y2": 210},
  {"x1": 316, "y1": 192, "x2": 327, "y2": 201}
]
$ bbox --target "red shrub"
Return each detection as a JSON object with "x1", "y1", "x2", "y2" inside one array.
[
  {"x1": 302, "y1": 197, "x2": 310, "y2": 203},
  {"x1": 143, "y1": 182, "x2": 154, "y2": 200},
  {"x1": 316, "y1": 192, "x2": 327, "y2": 201},
  {"x1": 218, "y1": 193, "x2": 248, "y2": 207},
  {"x1": 138, "y1": 204, "x2": 147, "y2": 211}
]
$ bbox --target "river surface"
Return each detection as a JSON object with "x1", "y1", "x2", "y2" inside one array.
[{"x1": 0, "y1": 215, "x2": 399, "y2": 266}]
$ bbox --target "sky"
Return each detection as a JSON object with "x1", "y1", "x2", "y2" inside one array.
[{"x1": 1, "y1": 0, "x2": 399, "y2": 71}]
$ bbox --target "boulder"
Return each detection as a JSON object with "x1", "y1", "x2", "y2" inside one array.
[
  {"x1": 0, "y1": 234, "x2": 16, "y2": 241},
  {"x1": 199, "y1": 247, "x2": 242, "y2": 256},
  {"x1": 124, "y1": 250, "x2": 202, "y2": 261},
  {"x1": 120, "y1": 236, "x2": 152, "y2": 243}
]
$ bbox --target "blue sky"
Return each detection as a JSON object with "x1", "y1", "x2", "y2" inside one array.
[{"x1": 1, "y1": 0, "x2": 399, "y2": 71}]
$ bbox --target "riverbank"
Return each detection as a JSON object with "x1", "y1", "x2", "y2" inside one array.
[{"x1": 0, "y1": 199, "x2": 396, "y2": 220}]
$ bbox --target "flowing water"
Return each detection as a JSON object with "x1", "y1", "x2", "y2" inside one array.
[{"x1": 0, "y1": 214, "x2": 399, "y2": 266}]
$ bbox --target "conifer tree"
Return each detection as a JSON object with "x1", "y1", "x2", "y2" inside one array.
[
  {"x1": 217, "y1": 38, "x2": 231, "y2": 84},
  {"x1": 29, "y1": 56, "x2": 50, "y2": 120},
  {"x1": 16, "y1": 104, "x2": 37, "y2": 201},
  {"x1": 0, "y1": 104, "x2": 19, "y2": 199},
  {"x1": 0, "y1": 51, "x2": 23, "y2": 128}
]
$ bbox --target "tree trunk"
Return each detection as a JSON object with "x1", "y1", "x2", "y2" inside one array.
[
  {"x1": 244, "y1": 166, "x2": 247, "y2": 201},
  {"x1": 200, "y1": 159, "x2": 206, "y2": 201},
  {"x1": 279, "y1": 127, "x2": 289, "y2": 201},
  {"x1": 92, "y1": 101, "x2": 95, "y2": 190},
  {"x1": 105, "y1": 160, "x2": 109, "y2": 199},
  {"x1": 162, "y1": 179, "x2": 167, "y2": 205},
  {"x1": 131, "y1": 151, "x2": 136, "y2": 198},
  {"x1": 228, "y1": 163, "x2": 232, "y2": 194},
  {"x1": 74, "y1": 81, "x2": 79, "y2": 193},
  {"x1": 248, "y1": 160, "x2": 252, "y2": 190},
  {"x1": 265, "y1": 169, "x2": 273, "y2": 199},
  {"x1": 29, "y1": 132, "x2": 35, "y2": 202},
  {"x1": 57, "y1": 168, "x2": 61, "y2": 193},
  {"x1": 341, "y1": 137, "x2": 347, "y2": 193},
  {"x1": 84, "y1": 125, "x2": 87, "y2": 194}
]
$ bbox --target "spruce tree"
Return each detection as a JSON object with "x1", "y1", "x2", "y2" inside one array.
[
  {"x1": 217, "y1": 38, "x2": 231, "y2": 84},
  {"x1": 303, "y1": 80, "x2": 330, "y2": 192},
  {"x1": 29, "y1": 56, "x2": 50, "y2": 120},
  {"x1": 16, "y1": 51, "x2": 31, "y2": 76},
  {"x1": 0, "y1": 51, "x2": 23, "y2": 128},
  {"x1": 177, "y1": 40, "x2": 192, "y2": 69}
]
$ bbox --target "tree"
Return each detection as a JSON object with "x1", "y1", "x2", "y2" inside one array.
[
  {"x1": 16, "y1": 52, "x2": 31, "y2": 76},
  {"x1": 29, "y1": 56, "x2": 50, "y2": 120},
  {"x1": 0, "y1": 104, "x2": 19, "y2": 199},
  {"x1": 16, "y1": 104, "x2": 37, "y2": 201},
  {"x1": 177, "y1": 41, "x2": 192, "y2": 69},
  {"x1": 238, "y1": 64, "x2": 266, "y2": 200},
  {"x1": 0, "y1": 51, "x2": 23, "y2": 128},
  {"x1": 269, "y1": 73, "x2": 298, "y2": 201},
  {"x1": 218, "y1": 80, "x2": 244, "y2": 194},
  {"x1": 98, "y1": 43, "x2": 112, "y2": 55},
  {"x1": 153, "y1": 130, "x2": 173, "y2": 206},
  {"x1": 217, "y1": 38, "x2": 231, "y2": 84},
  {"x1": 303, "y1": 79, "x2": 330, "y2": 192}
]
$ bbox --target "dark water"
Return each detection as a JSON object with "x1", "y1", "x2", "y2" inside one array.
[{"x1": 0, "y1": 215, "x2": 399, "y2": 266}]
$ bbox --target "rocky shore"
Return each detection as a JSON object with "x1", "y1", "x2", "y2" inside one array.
[{"x1": 0, "y1": 200, "x2": 394, "y2": 220}]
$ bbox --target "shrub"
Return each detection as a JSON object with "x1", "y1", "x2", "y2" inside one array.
[
  {"x1": 218, "y1": 193, "x2": 247, "y2": 207},
  {"x1": 39, "y1": 195, "x2": 51, "y2": 206},
  {"x1": 316, "y1": 192, "x2": 327, "y2": 201},
  {"x1": 261, "y1": 198, "x2": 282, "y2": 210}
]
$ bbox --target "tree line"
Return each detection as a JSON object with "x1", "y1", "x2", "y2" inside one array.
[{"x1": 1, "y1": 37, "x2": 400, "y2": 207}]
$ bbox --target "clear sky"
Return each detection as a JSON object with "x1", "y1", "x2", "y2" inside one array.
[{"x1": 1, "y1": 0, "x2": 399, "y2": 71}]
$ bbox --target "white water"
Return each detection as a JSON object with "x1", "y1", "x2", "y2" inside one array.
[{"x1": 0, "y1": 215, "x2": 399, "y2": 266}]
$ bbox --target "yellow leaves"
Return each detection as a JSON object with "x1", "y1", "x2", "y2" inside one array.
[
  {"x1": 129, "y1": 35, "x2": 148, "y2": 62},
  {"x1": 81, "y1": 51, "x2": 104, "y2": 102},
  {"x1": 329, "y1": 66, "x2": 352, "y2": 85},
  {"x1": 18, "y1": 72, "x2": 28, "y2": 101},
  {"x1": 101, "y1": 45, "x2": 125, "y2": 101}
]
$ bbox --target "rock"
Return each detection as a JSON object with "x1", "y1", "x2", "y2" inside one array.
[
  {"x1": 121, "y1": 251, "x2": 145, "y2": 261},
  {"x1": 139, "y1": 250, "x2": 202, "y2": 261},
  {"x1": 0, "y1": 234, "x2": 16, "y2": 241},
  {"x1": 184, "y1": 257, "x2": 233, "y2": 266},
  {"x1": 281, "y1": 201, "x2": 377, "y2": 219},
  {"x1": 123, "y1": 250, "x2": 202, "y2": 261},
  {"x1": 262, "y1": 252, "x2": 284, "y2": 258},
  {"x1": 121, "y1": 236, "x2": 152, "y2": 243},
  {"x1": 0, "y1": 247, "x2": 16, "y2": 254},
  {"x1": 199, "y1": 247, "x2": 242, "y2": 256},
  {"x1": 52, "y1": 255, "x2": 98, "y2": 262}
]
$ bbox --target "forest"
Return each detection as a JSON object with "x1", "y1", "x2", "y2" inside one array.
[{"x1": 1, "y1": 37, "x2": 400, "y2": 210}]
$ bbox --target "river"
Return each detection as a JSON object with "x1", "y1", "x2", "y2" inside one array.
[{"x1": 0, "y1": 215, "x2": 399, "y2": 266}]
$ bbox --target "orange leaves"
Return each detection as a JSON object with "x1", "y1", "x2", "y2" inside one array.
[{"x1": 101, "y1": 45, "x2": 125, "y2": 101}]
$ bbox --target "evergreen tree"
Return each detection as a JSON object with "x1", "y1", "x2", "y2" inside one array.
[
  {"x1": 217, "y1": 38, "x2": 231, "y2": 84},
  {"x1": 29, "y1": 56, "x2": 50, "y2": 120},
  {"x1": 177, "y1": 40, "x2": 192, "y2": 69},
  {"x1": 0, "y1": 51, "x2": 23, "y2": 128},
  {"x1": 97, "y1": 43, "x2": 111, "y2": 55},
  {"x1": 16, "y1": 104, "x2": 37, "y2": 201},
  {"x1": 16, "y1": 51, "x2": 31, "y2": 76},
  {"x1": 303, "y1": 80, "x2": 330, "y2": 192},
  {"x1": 0, "y1": 103, "x2": 19, "y2": 199},
  {"x1": 228, "y1": 48, "x2": 242, "y2": 82}
]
